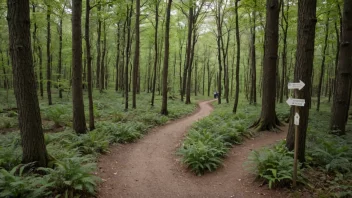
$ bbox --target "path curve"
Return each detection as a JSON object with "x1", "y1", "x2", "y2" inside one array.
[{"x1": 97, "y1": 101, "x2": 288, "y2": 198}]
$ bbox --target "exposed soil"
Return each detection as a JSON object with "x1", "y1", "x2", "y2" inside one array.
[{"x1": 97, "y1": 100, "x2": 290, "y2": 198}]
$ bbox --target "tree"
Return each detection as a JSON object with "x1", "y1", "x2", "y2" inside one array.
[
  {"x1": 285, "y1": 0, "x2": 317, "y2": 162},
  {"x1": 151, "y1": 0, "x2": 160, "y2": 106},
  {"x1": 133, "y1": 0, "x2": 140, "y2": 109},
  {"x1": 85, "y1": 0, "x2": 95, "y2": 130},
  {"x1": 233, "y1": 0, "x2": 240, "y2": 113},
  {"x1": 251, "y1": 0, "x2": 281, "y2": 131},
  {"x1": 161, "y1": 0, "x2": 172, "y2": 115},
  {"x1": 317, "y1": 12, "x2": 330, "y2": 111},
  {"x1": 46, "y1": 2, "x2": 52, "y2": 105},
  {"x1": 330, "y1": 0, "x2": 352, "y2": 135},
  {"x1": 72, "y1": 0, "x2": 86, "y2": 134},
  {"x1": 7, "y1": 0, "x2": 48, "y2": 167}
]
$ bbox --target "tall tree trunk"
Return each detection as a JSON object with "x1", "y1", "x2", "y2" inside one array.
[
  {"x1": 96, "y1": 3, "x2": 101, "y2": 89},
  {"x1": 133, "y1": 0, "x2": 140, "y2": 108},
  {"x1": 7, "y1": 0, "x2": 48, "y2": 167},
  {"x1": 58, "y1": 16, "x2": 63, "y2": 98},
  {"x1": 285, "y1": 0, "x2": 317, "y2": 163},
  {"x1": 161, "y1": 0, "x2": 172, "y2": 115},
  {"x1": 72, "y1": 0, "x2": 86, "y2": 134},
  {"x1": 184, "y1": 5, "x2": 193, "y2": 104},
  {"x1": 251, "y1": 0, "x2": 281, "y2": 131},
  {"x1": 115, "y1": 23, "x2": 120, "y2": 92},
  {"x1": 46, "y1": 4, "x2": 52, "y2": 105},
  {"x1": 279, "y1": 0, "x2": 289, "y2": 103},
  {"x1": 85, "y1": 0, "x2": 95, "y2": 130},
  {"x1": 100, "y1": 19, "x2": 106, "y2": 92},
  {"x1": 151, "y1": 1, "x2": 159, "y2": 106},
  {"x1": 233, "y1": 0, "x2": 240, "y2": 113},
  {"x1": 125, "y1": 4, "x2": 133, "y2": 110},
  {"x1": 317, "y1": 13, "x2": 330, "y2": 111},
  {"x1": 250, "y1": 3, "x2": 257, "y2": 105},
  {"x1": 331, "y1": 0, "x2": 352, "y2": 135}
]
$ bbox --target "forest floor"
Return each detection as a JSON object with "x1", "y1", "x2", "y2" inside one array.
[{"x1": 97, "y1": 100, "x2": 290, "y2": 198}]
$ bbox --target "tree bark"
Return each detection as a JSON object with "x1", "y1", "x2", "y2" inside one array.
[
  {"x1": 100, "y1": 19, "x2": 106, "y2": 92},
  {"x1": 96, "y1": 3, "x2": 101, "y2": 89},
  {"x1": 331, "y1": 0, "x2": 352, "y2": 135},
  {"x1": 85, "y1": 0, "x2": 95, "y2": 130},
  {"x1": 7, "y1": 0, "x2": 48, "y2": 167},
  {"x1": 317, "y1": 13, "x2": 330, "y2": 111},
  {"x1": 161, "y1": 0, "x2": 172, "y2": 115},
  {"x1": 151, "y1": 0, "x2": 159, "y2": 106},
  {"x1": 46, "y1": 4, "x2": 52, "y2": 105},
  {"x1": 250, "y1": 2, "x2": 257, "y2": 105},
  {"x1": 72, "y1": 0, "x2": 86, "y2": 134},
  {"x1": 251, "y1": 0, "x2": 281, "y2": 131},
  {"x1": 233, "y1": 0, "x2": 240, "y2": 113},
  {"x1": 286, "y1": 0, "x2": 317, "y2": 163},
  {"x1": 133, "y1": 0, "x2": 140, "y2": 108}
]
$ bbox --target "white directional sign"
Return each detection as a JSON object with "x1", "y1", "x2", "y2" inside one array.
[
  {"x1": 294, "y1": 113, "x2": 300, "y2": 126},
  {"x1": 288, "y1": 80, "x2": 305, "y2": 90},
  {"x1": 286, "y1": 98, "x2": 305, "y2": 107}
]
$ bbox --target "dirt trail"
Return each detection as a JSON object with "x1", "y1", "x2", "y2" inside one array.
[{"x1": 97, "y1": 100, "x2": 288, "y2": 198}]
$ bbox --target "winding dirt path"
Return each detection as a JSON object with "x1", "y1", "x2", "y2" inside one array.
[{"x1": 97, "y1": 101, "x2": 288, "y2": 198}]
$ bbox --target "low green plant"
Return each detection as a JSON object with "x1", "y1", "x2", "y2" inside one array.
[
  {"x1": 178, "y1": 129, "x2": 230, "y2": 175},
  {"x1": 0, "y1": 163, "x2": 53, "y2": 198},
  {"x1": 246, "y1": 141, "x2": 304, "y2": 189},
  {"x1": 43, "y1": 105, "x2": 68, "y2": 126},
  {"x1": 39, "y1": 157, "x2": 100, "y2": 196}
]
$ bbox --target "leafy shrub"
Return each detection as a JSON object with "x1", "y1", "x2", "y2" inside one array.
[
  {"x1": 39, "y1": 157, "x2": 100, "y2": 196},
  {"x1": 306, "y1": 133, "x2": 352, "y2": 174},
  {"x1": 246, "y1": 141, "x2": 304, "y2": 188},
  {"x1": 43, "y1": 105, "x2": 68, "y2": 126},
  {"x1": 0, "y1": 133, "x2": 21, "y2": 170},
  {"x1": 70, "y1": 131, "x2": 112, "y2": 155},
  {"x1": 0, "y1": 163, "x2": 53, "y2": 198},
  {"x1": 178, "y1": 129, "x2": 231, "y2": 175}
]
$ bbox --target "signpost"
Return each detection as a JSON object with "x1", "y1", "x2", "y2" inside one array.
[{"x1": 287, "y1": 80, "x2": 305, "y2": 188}]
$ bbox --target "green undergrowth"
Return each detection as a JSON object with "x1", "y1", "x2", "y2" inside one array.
[
  {"x1": 178, "y1": 101, "x2": 259, "y2": 175},
  {"x1": 247, "y1": 98, "x2": 352, "y2": 197},
  {"x1": 0, "y1": 91, "x2": 198, "y2": 197}
]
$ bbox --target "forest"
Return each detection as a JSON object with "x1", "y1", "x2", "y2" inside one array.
[{"x1": 0, "y1": 0, "x2": 352, "y2": 197}]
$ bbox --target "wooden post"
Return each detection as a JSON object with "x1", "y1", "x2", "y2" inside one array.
[{"x1": 293, "y1": 89, "x2": 299, "y2": 188}]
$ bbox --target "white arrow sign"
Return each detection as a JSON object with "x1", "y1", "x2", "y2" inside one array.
[
  {"x1": 294, "y1": 113, "x2": 300, "y2": 125},
  {"x1": 286, "y1": 98, "x2": 305, "y2": 107},
  {"x1": 288, "y1": 80, "x2": 305, "y2": 90}
]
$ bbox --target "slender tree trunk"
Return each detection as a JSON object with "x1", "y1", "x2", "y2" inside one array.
[
  {"x1": 115, "y1": 23, "x2": 120, "y2": 92},
  {"x1": 161, "y1": 0, "x2": 172, "y2": 115},
  {"x1": 100, "y1": 19, "x2": 106, "y2": 92},
  {"x1": 286, "y1": 0, "x2": 317, "y2": 163},
  {"x1": 7, "y1": 0, "x2": 48, "y2": 167},
  {"x1": 133, "y1": 0, "x2": 140, "y2": 108},
  {"x1": 331, "y1": 0, "x2": 352, "y2": 135},
  {"x1": 85, "y1": 0, "x2": 95, "y2": 130},
  {"x1": 72, "y1": 0, "x2": 86, "y2": 134},
  {"x1": 317, "y1": 13, "x2": 330, "y2": 111},
  {"x1": 125, "y1": 4, "x2": 133, "y2": 110},
  {"x1": 233, "y1": 0, "x2": 240, "y2": 113},
  {"x1": 58, "y1": 16, "x2": 63, "y2": 98},
  {"x1": 280, "y1": 0, "x2": 289, "y2": 103},
  {"x1": 184, "y1": 5, "x2": 193, "y2": 104},
  {"x1": 96, "y1": 3, "x2": 101, "y2": 89},
  {"x1": 151, "y1": 1, "x2": 159, "y2": 106},
  {"x1": 250, "y1": 4, "x2": 257, "y2": 105},
  {"x1": 251, "y1": 0, "x2": 281, "y2": 131},
  {"x1": 46, "y1": 4, "x2": 52, "y2": 105}
]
